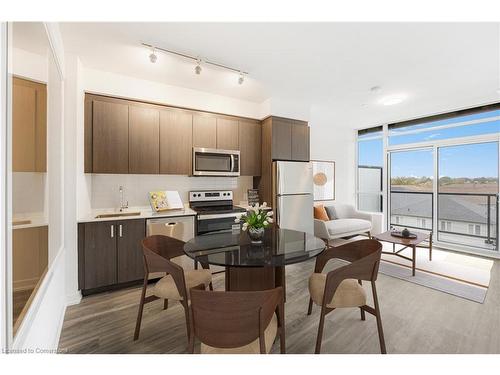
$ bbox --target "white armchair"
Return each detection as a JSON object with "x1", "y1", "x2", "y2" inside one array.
[{"x1": 314, "y1": 202, "x2": 382, "y2": 242}]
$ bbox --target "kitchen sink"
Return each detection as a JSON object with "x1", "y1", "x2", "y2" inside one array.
[{"x1": 95, "y1": 212, "x2": 141, "y2": 219}]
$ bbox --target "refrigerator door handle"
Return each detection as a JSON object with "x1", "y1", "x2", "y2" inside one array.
[
  {"x1": 277, "y1": 162, "x2": 281, "y2": 195},
  {"x1": 276, "y1": 199, "x2": 280, "y2": 227}
]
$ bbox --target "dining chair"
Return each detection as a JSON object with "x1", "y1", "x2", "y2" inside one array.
[
  {"x1": 188, "y1": 286, "x2": 285, "y2": 354},
  {"x1": 133, "y1": 235, "x2": 213, "y2": 341},
  {"x1": 306, "y1": 239, "x2": 386, "y2": 354}
]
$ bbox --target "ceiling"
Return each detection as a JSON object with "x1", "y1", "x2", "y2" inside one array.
[{"x1": 59, "y1": 22, "x2": 500, "y2": 125}]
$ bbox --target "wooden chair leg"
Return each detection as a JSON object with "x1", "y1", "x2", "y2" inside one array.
[
  {"x1": 315, "y1": 310, "x2": 326, "y2": 354},
  {"x1": 183, "y1": 302, "x2": 191, "y2": 341},
  {"x1": 358, "y1": 280, "x2": 365, "y2": 320},
  {"x1": 163, "y1": 299, "x2": 168, "y2": 310},
  {"x1": 307, "y1": 297, "x2": 313, "y2": 315},
  {"x1": 371, "y1": 281, "x2": 387, "y2": 354},
  {"x1": 134, "y1": 278, "x2": 148, "y2": 341},
  {"x1": 367, "y1": 231, "x2": 372, "y2": 239},
  {"x1": 208, "y1": 282, "x2": 214, "y2": 291}
]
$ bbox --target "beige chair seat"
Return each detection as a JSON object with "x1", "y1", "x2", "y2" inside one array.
[
  {"x1": 309, "y1": 273, "x2": 366, "y2": 308},
  {"x1": 153, "y1": 269, "x2": 212, "y2": 301},
  {"x1": 201, "y1": 314, "x2": 278, "y2": 354}
]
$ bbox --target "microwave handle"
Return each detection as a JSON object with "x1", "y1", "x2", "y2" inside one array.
[{"x1": 230, "y1": 154, "x2": 235, "y2": 172}]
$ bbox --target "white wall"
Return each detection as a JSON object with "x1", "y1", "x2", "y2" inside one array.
[
  {"x1": 309, "y1": 105, "x2": 357, "y2": 205},
  {"x1": 84, "y1": 67, "x2": 263, "y2": 119}
]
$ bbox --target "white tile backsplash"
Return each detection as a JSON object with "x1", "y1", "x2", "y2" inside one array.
[
  {"x1": 13, "y1": 172, "x2": 46, "y2": 215},
  {"x1": 90, "y1": 174, "x2": 254, "y2": 210}
]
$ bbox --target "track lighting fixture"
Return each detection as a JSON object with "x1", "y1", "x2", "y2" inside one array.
[
  {"x1": 149, "y1": 48, "x2": 157, "y2": 63},
  {"x1": 195, "y1": 59, "x2": 202, "y2": 75},
  {"x1": 142, "y1": 42, "x2": 249, "y2": 80}
]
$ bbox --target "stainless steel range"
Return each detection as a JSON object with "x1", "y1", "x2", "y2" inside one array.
[{"x1": 189, "y1": 190, "x2": 246, "y2": 235}]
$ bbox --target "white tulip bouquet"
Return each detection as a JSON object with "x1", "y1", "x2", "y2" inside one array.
[{"x1": 234, "y1": 202, "x2": 274, "y2": 231}]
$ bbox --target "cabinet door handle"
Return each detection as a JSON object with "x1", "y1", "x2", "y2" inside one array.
[
  {"x1": 119, "y1": 224, "x2": 123, "y2": 237},
  {"x1": 110, "y1": 224, "x2": 114, "y2": 238}
]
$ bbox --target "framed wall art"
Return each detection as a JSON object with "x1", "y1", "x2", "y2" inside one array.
[{"x1": 312, "y1": 160, "x2": 335, "y2": 201}]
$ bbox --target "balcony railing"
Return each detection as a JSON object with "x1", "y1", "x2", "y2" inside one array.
[{"x1": 389, "y1": 190, "x2": 498, "y2": 251}]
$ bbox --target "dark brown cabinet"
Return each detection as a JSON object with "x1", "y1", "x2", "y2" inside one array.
[
  {"x1": 84, "y1": 93, "x2": 263, "y2": 177},
  {"x1": 78, "y1": 219, "x2": 145, "y2": 293},
  {"x1": 116, "y1": 219, "x2": 146, "y2": 283},
  {"x1": 92, "y1": 99, "x2": 129, "y2": 174},
  {"x1": 81, "y1": 221, "x2": 117, "y2": 290},
  {"x1": 239, "y1": 119, "x2": 261, "y2": 176},
  {"x1": 160, "y1": 109, "x2": 193, "y2": 175},
  {"x1": 291, "y1": 120, "x2": 310, "y2": 161},
  {"x1": 128, "y1": 105, "x2": 159, "y2": 174},
  {"x1": 271, "y1": 118, "x2": 293, "y2": 160},
  {"x1": 216, "y1": 117, "x2": 239, "y2": 150},
  {"x1": 193, "y1": 114, "x2": 217, "y2": 148}
]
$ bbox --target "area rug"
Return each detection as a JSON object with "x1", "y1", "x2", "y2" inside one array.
[{"x1": 332, "y1": 236, "x2": 494, "y2": 303}]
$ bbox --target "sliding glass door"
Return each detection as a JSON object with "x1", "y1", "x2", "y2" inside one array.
[
  {"x1": 389, "y1": 149, "x2": 434, "y2": 231},
  {"x1": 437, "y1": 142, "x2": 498, "y2": 251}
]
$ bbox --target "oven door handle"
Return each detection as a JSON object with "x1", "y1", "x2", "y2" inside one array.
[{"x1": 198, "y1": 212, "x2": 245, "y2": 220}]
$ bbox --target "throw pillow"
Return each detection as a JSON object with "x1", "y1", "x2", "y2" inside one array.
[
  {"x1": 313, "y1": 205, "x2": 330, "y2": 221},
  {"x1": 325, "y1": 206, "x2": 337, "y2": 220}
]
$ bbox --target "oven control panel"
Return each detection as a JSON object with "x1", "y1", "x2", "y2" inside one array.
[{"x1": 189, "y1": 190, "x2": 233, "y2": 202}]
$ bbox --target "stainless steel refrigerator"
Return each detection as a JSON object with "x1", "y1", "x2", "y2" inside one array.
[{"x1": 273, "y1": 161, "x2": 314, "y2": 234}]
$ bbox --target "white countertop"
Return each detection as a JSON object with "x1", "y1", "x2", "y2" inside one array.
[
  {"x1": 78, "y1": 203, "x2": 272, "y2": 224},
  {"x1": 78, "y1": 205, "x2": 197, "y2": 223},
  {"x1": 12, "y1": 213, "x2": 48, "y2": 229}
]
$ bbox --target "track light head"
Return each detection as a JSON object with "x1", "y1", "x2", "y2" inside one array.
[
  {"x1": 195, "y1": 59, "x2": 202, "y2": 75},
  {"x1": 149, "y1": 48, "x2": 157, "y2": 63},
  {"x1": 238, "y1": 72, "x2": 244, "y2": 85}
]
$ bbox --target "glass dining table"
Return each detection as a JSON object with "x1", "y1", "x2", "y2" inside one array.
[{"x1": 184, "y1": 227, "x2": 326, "y2": 292}]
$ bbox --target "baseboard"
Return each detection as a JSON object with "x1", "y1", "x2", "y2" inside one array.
[{"x1": 66, "y1": 291, "x2": 82, "y2": 306}]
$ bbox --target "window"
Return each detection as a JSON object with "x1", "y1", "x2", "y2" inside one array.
[
  {"x1": 468, "y1": 224, "x2": 474, "y2": 234},
  {"x1": 395, "y1": 216, "x2": 400, "y2": 224},
  {"x1": 441, "y1": 221, "x2": 451, "y2": 231},
  {"x1": 357, "y1": 126, "x2": 383, "y2": 212},
  {"x1": 475, "y1": 225, "x2": 481, "y2": 236},
  {"x1": 388, "y1": 107, "x2": 500, "y2": 146}
]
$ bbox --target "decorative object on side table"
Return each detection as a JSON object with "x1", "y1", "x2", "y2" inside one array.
[
  {"x1": 235, "y1": 202, "x2": 273, "y2": 244},
  {"x1": 390, "y1": 227, "x2": 417, "y2": 239},
  {"x1": 311, "y1": 160, "x2": 335, "y2": 201}
]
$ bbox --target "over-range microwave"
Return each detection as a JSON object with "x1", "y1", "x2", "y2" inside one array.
[{"x1": 192, "y1": 147, "x2": 240, "y2": 177}]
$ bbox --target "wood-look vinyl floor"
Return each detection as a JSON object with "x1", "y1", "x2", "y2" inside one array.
[{"x1": 58, "y1": 258, "x2": 500, "y2": 354}]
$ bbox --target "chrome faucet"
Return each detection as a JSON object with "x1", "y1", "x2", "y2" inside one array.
[{"x1": 119, "y1": 185, "x2": 129, "y2": 212}]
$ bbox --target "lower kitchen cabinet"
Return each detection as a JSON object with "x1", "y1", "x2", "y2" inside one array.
[
  {"x1": 116, "y1": 219, "x2": 146, "y2": 283},
  {"x1": 78, "y1": 219, "x2": 146, "y2": 293}
]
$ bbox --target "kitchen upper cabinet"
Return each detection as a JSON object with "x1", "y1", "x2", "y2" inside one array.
[
  {"x1": 116, "y1": 219, "x2": 145, "y2": 283},
  {"x1": 81, "y1": 221, "x2": 118, "y2": 290},
  {"x1": 129, "y1": 105, "x2": 160, "y2": 174},
  {"x1": 271, "y1": 117, "x2": 293, "y2": 160},
  {"x1": 193, "y1": 114, "x2": 217, "y2": 148},
  {"x1": 159, "y1": 110, "x2": 193, "y2": 175},
  {"x1": 84, "y1": 94, "x2": 263, "y2": 176},
  {"x1": 12, "y1": 77, "x2": 46, "y2": 172},
  {"x1": 78, "y1": 218, "x2": 146, "y2": 293},
  {"x1": 216, "y1": 117, "x2": 239, "y2": 150},
  {"x1": 239, "y1": 119, "x2": 261, "y2": 176},
  {"x1": 291, "y1": 120, "x2": 310, "y2": 161},
  {"x1": 92, "y1": 99, "x2": 129, "y2": 174}
]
